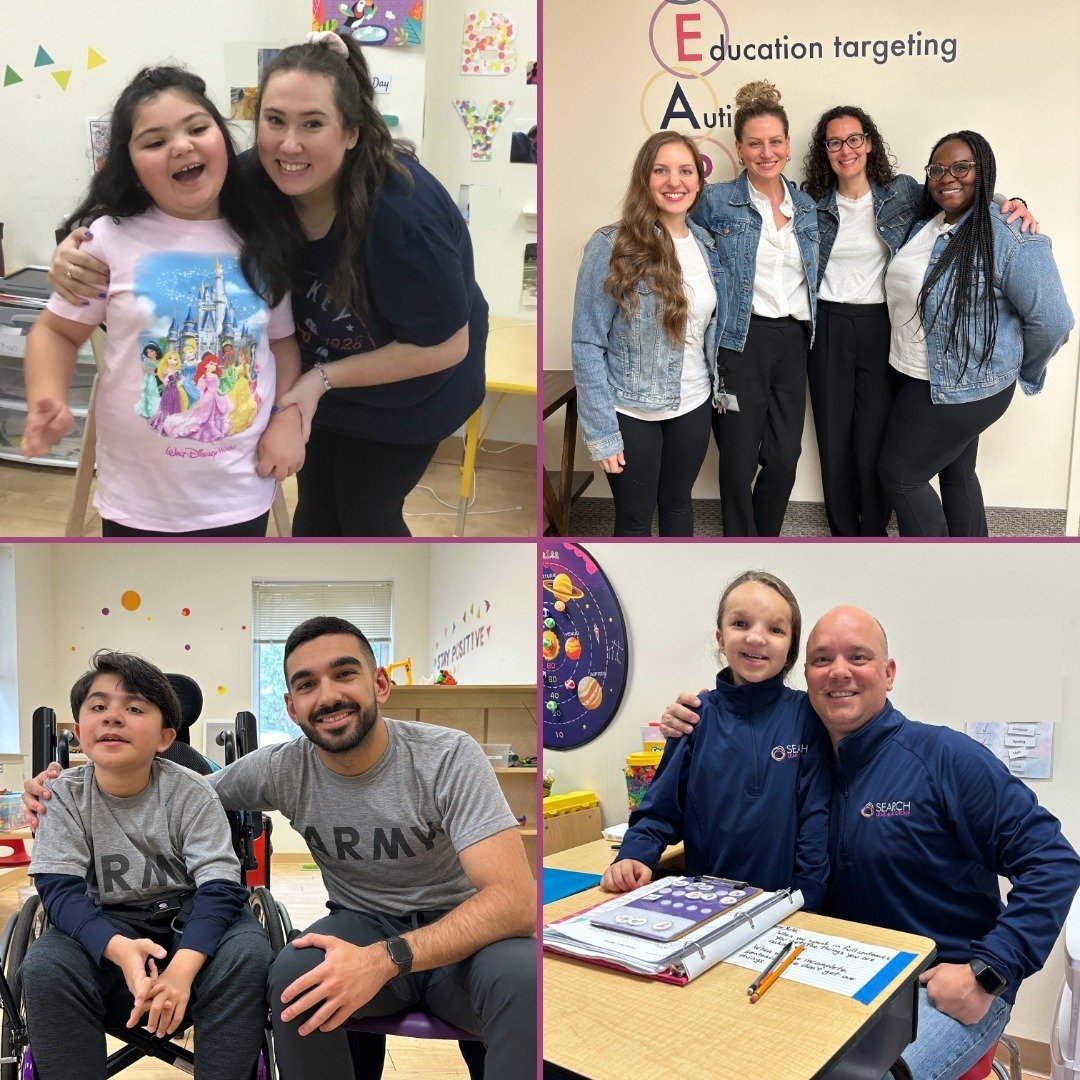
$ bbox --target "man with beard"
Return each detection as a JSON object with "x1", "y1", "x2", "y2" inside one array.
[{"x1": 25, "y1": 616, "x2": 536, "y2": 1080}]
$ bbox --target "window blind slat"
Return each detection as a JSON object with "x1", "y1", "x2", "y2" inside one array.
[{"x1": 252, "y1": 581, "x2": 393, "y2": 641}]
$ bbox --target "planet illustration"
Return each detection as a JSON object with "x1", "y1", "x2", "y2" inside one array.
[
  {"x1": 554, "y1": 601, "x2": 566, "y2": 612},
  {"x1": 543, "y1": 572, "x2": 585, "y2": 604},
  {"x1": 564, "y1": 679, "x2": 576, "y2": 691},
  {"x1": 542, "y1": 630, "x2": 560, "y2": 661},
  {"x1": 577, "y1": 675, "x2": 603, "y2": 711},
  {"x1": 565, "y1": 636, "x2": 581, "y2": 661}
]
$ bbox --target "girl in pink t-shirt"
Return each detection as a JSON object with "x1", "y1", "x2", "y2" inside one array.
[{"x1": 22, "y1": 66, "x2": 306, "y2": 536}]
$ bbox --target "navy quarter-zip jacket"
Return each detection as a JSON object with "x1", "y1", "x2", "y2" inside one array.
[
  {"x1": 616, "y1": 669, "x2": 830, "y2": 911},
  {"x1": 824, "y1": 700, "x2": 1080, "y2": 1004}
]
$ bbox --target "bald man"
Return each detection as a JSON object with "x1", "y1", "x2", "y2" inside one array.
[{"x1": 662, "y1": 605, "x2": 1080, "y2": 1080}]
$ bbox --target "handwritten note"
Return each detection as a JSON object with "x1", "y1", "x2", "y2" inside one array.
[{"x1": 725, "y1": 924, "x2": 917, "y2": 1005}]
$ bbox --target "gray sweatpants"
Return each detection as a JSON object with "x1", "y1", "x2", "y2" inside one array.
[
  {"x1": 269, "y1": 906, "x2": 536, "y2": 1079},
  {"x1": 21, "y1": 909, "x2": 272, "y2": 1080}
]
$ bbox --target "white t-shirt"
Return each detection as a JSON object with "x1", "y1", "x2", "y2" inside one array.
[
  {"x1": 618, "y1": 231, "x2": 715, "y2": 422},
  {"x1": 748, "y1": 181, "x2": 812, "y2": 322},
  {"x1": 48, "y1": 208, "x2": 294, "y2": 531},
  {"x1": 885, "y1": 213, "x2": 953, "y2": 381},
  {"x1": 819, "y1": 190, "x2": 889, "y2": 304}
]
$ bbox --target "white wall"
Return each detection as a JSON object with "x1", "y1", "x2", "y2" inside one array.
[
  {"x1": 542, "y1": 0, "x2": 1080, "y2": 520},
  {"x1": 428, "y1": 541, "x2": 536, "y2": 683},
  {"x1": 0, "y1": 0, "x2": 537, "y2": 444},
  {"x1": 9, "y1": 541, "x2": 535, "y2": 851},
  {"x1": 543, "y1": 541, "x2": 1080, "y2": 1046}
]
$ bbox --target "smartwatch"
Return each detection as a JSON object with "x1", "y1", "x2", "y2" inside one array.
[
  {"x1": 969, "y1": 958, "x2": 1007, "y2": 997},
  {"x1": 385, "y1": 935, "x2": 414, "y2": 976}
]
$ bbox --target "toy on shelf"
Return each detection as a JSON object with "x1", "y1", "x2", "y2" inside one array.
[
  {"x1": 385, "y1": 658, "x2": 413, "y2": 685},
  {"x1": 543, "y1": 768, "x2": 555, "y2": 796},
  {"x1": 435, "y1": 669, "x2": 457, "y2": 685}
]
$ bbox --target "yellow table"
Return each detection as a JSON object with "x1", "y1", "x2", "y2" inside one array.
[
  {"x1": 543, "y1": 840, "x2": 936, "y2": 1080},
  {"x1": 454, "y1": 318, "x2": 537, "y2": 536}
]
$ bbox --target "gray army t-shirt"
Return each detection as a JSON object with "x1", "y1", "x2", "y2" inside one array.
[
  {"x1": 29, "y1": 757, "x2": 242, "y2": 907},
  {"x1": 208, "y1": 718, "x2": 518, "y2": 916}
]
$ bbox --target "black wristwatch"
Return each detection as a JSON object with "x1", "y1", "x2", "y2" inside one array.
[
  {"x1": 385, "y1": 935, "x2": 413, "y2": 976},
  {"x1": 969, "y1": 958, "x2": 1007, "y2": 997}
]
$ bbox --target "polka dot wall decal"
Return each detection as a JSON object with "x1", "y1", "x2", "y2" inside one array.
[
  {"x1": 120, "y1": 590, "x2": 141, "y2": 611},
  {"x1": 101, "y1": 608, "x2": 110, "y2": 616},
  {"x1": 182, "y1": 608, "x2": 191, "y2": 617},
  {"x1": 217, "y1": 686, "x2": 226, "y2": 695},
  {"x1": 184, "y1": 644, "x2": 191, "y2": 651},
  {"x1": 70, "y1": 646, "x2": 76, "y2": 651}
]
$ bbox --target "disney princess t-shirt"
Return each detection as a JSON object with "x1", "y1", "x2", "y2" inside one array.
[{"x1": 48, "y1": 208, "x2": 293, "y2": 532}]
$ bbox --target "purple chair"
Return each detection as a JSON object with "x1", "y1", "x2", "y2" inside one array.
[{"x1": 345, "y1": 1014, "x2": 484, "y2": 1080}]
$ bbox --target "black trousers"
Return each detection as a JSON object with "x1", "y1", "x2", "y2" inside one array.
[
  {"x1": 712, "y1": 315, "x2": 809, "y2": 536},
  {"x1": 101, "y1": 510, "x2": 270, "y2": 537},
  {"x1": 878, "y1": 373, "x2": 1016, "y2": 536},
  {"x1": 605, "y1": 399, "x2": 712, "y2": 536},
  {"x1": 292, "y1": 426, "x2": 440, "y2": 537},
  {"x1": 807, "y1": 300, "x2": 897, "y2": 537}
]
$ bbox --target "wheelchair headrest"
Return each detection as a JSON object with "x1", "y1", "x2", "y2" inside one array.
[{"x1": 165, "y1": 673, "x2": 203, "y2": 745}]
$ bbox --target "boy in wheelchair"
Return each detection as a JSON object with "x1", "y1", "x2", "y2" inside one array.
[{"x1": 21, "y1": 650, "x2": 271, "y2": 1079}]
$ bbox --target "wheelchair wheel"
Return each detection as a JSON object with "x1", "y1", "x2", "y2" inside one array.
[
  {"x1": 249, "y1": 887, "x2": 286, "y2": 956},
  {"x1": 1, "y1": 895, "x2": 47, "y2": 1080}
]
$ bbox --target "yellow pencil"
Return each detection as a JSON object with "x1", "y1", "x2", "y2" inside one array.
[{"x1": 748, "y1": 942, "x2": 803, "y2": 1003}]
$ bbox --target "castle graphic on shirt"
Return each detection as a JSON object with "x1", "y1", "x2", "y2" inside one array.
[{"x1": 131, "y1": 252, "x2": 269, "y2": 443}]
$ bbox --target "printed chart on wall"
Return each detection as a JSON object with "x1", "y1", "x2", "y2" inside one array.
[{"x1": 541, "y1": 543, "x2": 628, "y2": 750}]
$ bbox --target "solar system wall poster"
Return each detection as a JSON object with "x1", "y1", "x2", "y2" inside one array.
[{"x1": 541, "y1": 544, "x2": 628, "y2": 750}]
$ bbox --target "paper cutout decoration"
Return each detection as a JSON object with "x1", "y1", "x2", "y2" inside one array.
[
  {"x1": 461, "y1": 10, "x2": 518, "y2": 75},
  {"x1": 452, "y1": 98, "x2": 511, "y2": 161},
  {"x1": 3, "y1": 67, "x2": 22, "y2": 87},
  {"x1": 87, "y1": 48, "x2": 106, "y2": 69},
  {"x1": 34, "y1": 46, "x2": 53, "y2": 67},
  {"x1": 52, "y1": 70, "x2": 72, "y2": 91},
  {"x1": 88, "y1": 118, "x2": 111, "y2": 172},
  {"x1": 312, "y1": 1, "x2": 423, "y2": 47}
]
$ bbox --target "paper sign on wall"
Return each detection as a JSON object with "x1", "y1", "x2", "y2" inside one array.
[
  {"x1": 965, "y1": 722, "x2": 1054, "y2": 779},
  {"x1": 461, "y1": 10, "x2": 518, "y2": 74},
  {"x1": 452, "y1": 98, "x2": 511, "y2": 161},
  {"x1": 313, "y1": 1, "x2": 423, "y2": 47}
]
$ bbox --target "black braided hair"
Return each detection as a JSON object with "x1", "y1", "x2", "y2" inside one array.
[{"x1": 915, "y1": 130, "x2": 998, "y2": 383}]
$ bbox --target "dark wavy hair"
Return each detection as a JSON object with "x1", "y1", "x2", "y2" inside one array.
[
  {"x1": 604, "y1": 132, "x2": 706, "y2": 345},
  {"x1": 914, "y1": 131, "x2": 998, "y2": 382},
  {"x1": 283, "y1": 615, "x2": 377, "y2": 681},
  {"x1": 70, "y1": 650, "x2": 181, "y2": 731},
  {"x1": 801, "y1": 105, "x2": 898, "y2": 202},
  {"x1": 64, "y1": 66, "x2": 285, "y2": 304},
  {"x1": 251, "y1": 33, "x2": 417, "y2": 316}
]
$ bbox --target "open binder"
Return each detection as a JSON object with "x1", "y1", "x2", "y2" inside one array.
[{"x1": 543, "y1": 878, "x2": 804, "y2": 985}]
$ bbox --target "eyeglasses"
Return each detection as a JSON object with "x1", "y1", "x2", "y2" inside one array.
[
  {"x1": 925, "y1": 161, "x2": 977, "y2": 180},
  {"x1": 824, "y1": 133, "x2": 867, "y2": 153}
]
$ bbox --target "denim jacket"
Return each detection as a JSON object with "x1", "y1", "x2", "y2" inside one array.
[
  {"x1": 691, "y1": 171, "x2": 819, "y2": 351},
  {"x1": 570, "y1": 222, "x2": 725, "y2": 460},
  {"x1": 912, "y1": 206, "x2": 1074, "y2": 403},
  {"x1": 816, "y1": 173, "x2": 922, "y2": 286}
]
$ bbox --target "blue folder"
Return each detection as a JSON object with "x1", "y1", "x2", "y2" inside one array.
[{"x1": 543, "y1": 867, "x2": 602, "y2": 905}]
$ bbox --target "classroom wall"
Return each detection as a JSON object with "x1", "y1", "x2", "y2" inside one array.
[
  {"x1": 7, "y1": 541, "x2": 534, "y2": 852},
  {"x1": 0, "y1": 0, "x2": 536, "y2": 443},
  {"x1": 543, "y1": 541, "x2": 1080, "y2": 1046},
  {"x1": 541, "y1": 0, "x2": 1080, "y2": 523},
  {"x1": 428, "y1": 542, "x2": 537, "y2": 684}
]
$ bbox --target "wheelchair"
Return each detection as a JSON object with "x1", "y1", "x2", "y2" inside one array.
[{"x1": 0, "y1": 679, "x2": 284, "y2": 1079}]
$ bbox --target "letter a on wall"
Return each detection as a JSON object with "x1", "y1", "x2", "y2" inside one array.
[{"x1": 452, "y1": 98, "x2": 511, "y2": 160}]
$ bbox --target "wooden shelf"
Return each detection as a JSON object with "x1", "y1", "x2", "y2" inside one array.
[{"x1": 496, "y1": 766, "x2": 536, "y2": 775}]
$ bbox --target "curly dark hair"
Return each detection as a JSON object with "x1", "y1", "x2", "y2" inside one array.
[
  {"x1": 915, "y1": 130, "x2": 999, "y2": 383},
  {"x1": 251, "y1": 33, "x2": 418, "y2": 317},
  {"x1": 64, "y1": 66, "x2": 285, "y2": 305},
  {"x1": 801, "y1": 105, "x2": 898, "y2": 202}
]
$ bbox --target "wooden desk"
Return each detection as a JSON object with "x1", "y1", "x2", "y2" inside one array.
[
  {"x1": 542, "y1": 369, "x2": 593, "y2": 535},
  {"x1": 455, "y1": 319, "x2": 537, "y2": 536},
  {"x1": 543, "y1": 840, "x2": 936, "y2": 1080}
]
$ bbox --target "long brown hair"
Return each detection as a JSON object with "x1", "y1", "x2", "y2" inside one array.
[
  {"x1": 604, "y1": 132, "x2": 706, "y2": 345},
  {"x1": 253, "y1": 33, "x2": 417, "y2": 315}
]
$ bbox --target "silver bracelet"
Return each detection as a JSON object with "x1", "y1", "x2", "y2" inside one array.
[{"x1": 314, "y1": 361, "x2": 332, "y2": 392}]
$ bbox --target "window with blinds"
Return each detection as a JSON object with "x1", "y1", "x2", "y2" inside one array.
[{"x1": 251, "y1": 580, "x2": 393, "y2": 744}]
